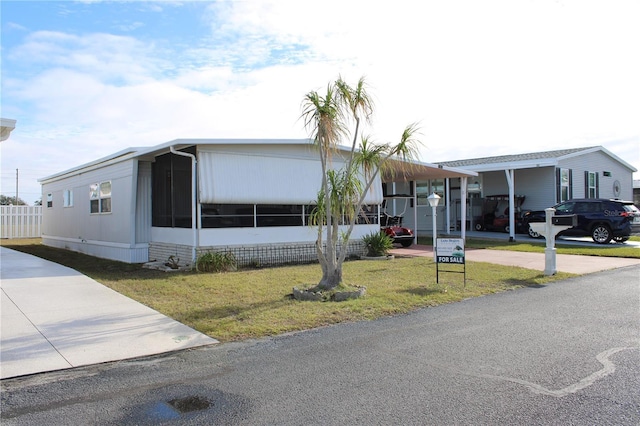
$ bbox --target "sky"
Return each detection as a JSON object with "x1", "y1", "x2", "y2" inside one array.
[{"x1": 1, "y1": 0, "x2": 639, "y2": 205}]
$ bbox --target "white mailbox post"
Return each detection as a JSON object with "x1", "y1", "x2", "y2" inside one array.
[{"x1": 528, "y1": 208, "x2": 576, "y2": 276}]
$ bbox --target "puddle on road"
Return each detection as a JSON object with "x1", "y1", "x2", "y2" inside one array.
[
  {"x1": 126, "y1": 388, "x2": 251, "y2": 424},
  {"x1": 168, "y1": 395, "x2": 211, "y2": 413},
  {"x1": 148, "y1": 395, "x2": 211, "y2": 420}
]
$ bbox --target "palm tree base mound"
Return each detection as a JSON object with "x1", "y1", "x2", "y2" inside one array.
[{"x1": 292, "y1": 285, "x2": 366, "y2": 302}]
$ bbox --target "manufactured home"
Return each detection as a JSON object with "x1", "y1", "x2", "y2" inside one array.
[
  {"x1": 436, "y1": 146, "x2": 637, "y2": 238},
  {"x1": 39, "y1": 139, "x2": 476, "y2": 265}
]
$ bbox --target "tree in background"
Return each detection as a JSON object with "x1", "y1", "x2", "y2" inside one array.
[
  {"x1": 301, "y1": 76, "x2": 421, "y2": 291},
  {"x1": 0, "y1": 195, "x2": 27, "y2": 205}
]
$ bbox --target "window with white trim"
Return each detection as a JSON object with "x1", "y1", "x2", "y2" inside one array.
[
  {"x1": 586, "y1": 172, "x2": 597, "y2": 198},
  {"x1": 559, "y1": 168, "x2": 570, "y2": 202},
  {"x1": 63, "y1": 189, "x2": 73, "y2": 207},
  {"x1": 90, "y1": 181, "x2": 111, "y2": 214}
]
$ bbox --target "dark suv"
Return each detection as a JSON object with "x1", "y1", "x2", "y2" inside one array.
[{"x1": 522, "y1": 199, "x2": 637, "y2": 244}]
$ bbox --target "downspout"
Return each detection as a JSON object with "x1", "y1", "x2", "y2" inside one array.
[
  {"x1": 170, "y1": 146, "x2": 198, "y2": 266},
  {"x1": 130, "y1": 159, "x2": 139, "y2": 250}
]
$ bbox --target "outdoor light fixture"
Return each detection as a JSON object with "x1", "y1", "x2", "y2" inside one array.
[{"x1": 427, "y1": 192, "x2": 441, "y2": 261}]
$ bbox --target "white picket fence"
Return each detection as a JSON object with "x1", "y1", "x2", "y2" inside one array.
[{"x1": 0, "y1": 205, "x2": 42, "y2": 239}]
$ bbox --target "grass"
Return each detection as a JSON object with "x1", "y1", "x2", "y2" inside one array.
[
  {"x1": 454, "y1": 235, "x2": 640, "y2": 258},
  {"x1": 5, "y1": 236, "x2": 634, "y2": 342}
]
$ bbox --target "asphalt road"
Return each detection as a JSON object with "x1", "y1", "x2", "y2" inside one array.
[{"x1": 2, "y1": 265, "x2": 639, "y2": 425}]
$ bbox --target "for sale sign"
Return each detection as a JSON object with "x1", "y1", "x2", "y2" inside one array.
[{"x1": 436, "y1": 238, "x2": 465, "y2": 264}]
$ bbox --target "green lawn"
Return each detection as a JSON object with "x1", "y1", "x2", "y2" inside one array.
[
  {"x1": 454, "y1": 235, "x2": 640, "y2": 258},
  {"x1": 5, "y1": 237, "x2": 636, "y2": 342}
]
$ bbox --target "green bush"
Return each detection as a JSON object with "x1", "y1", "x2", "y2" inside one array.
[
  {"x1": 362, "y1": 231, "x2": 394, "y2": 257},
  {"x1": 196, "y1": 251, "x2": 237, "y2": 272}
]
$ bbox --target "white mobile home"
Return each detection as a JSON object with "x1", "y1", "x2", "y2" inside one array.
[{"x1": 39, "y1": 139, "x2": 476, "y2": 265}]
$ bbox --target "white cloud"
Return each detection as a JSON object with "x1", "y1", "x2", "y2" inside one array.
[{"x1": 10, "y1": 31, "x2": 162, "y2": 84}]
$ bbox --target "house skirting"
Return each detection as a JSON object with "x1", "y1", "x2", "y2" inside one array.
[
  {"x1": 42, "y1": 236, "x2": 149, "y2": 264},
  {"x1": 149, "y1": 240, "x2": 367, "y2": 269}
]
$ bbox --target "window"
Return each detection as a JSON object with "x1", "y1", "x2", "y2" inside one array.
[
  {"x1": 585, "y1": 171, "x2": 598, "y2": 198},
  {"x1": 555, "y1": 201, "x2": 575, "y2": 214},
  {"x1": 357, "y1": 204, "x2": 379, "y2": 225},
  {"x1": 63, "y1": 189, "x2": 73, "y2": 207},
  {"x1": 256, "y1": 204, "x2": 303, "y2": 227},
  {"x1": 200, "y1": 203, "x2": 372, "y2": 228},
  {"x1": 556, "y1": 168, "x2": 572, "y2": 203},
  {"x1": 201, "y1": 204, "x2": 254, "y2": 228},
  {"x1": 560, "y1": 169, "x2": 570, "y2": 202},
  {"x1": 416, "y1": 180, "x2": 445, "y2": 206},
  {"x1": 90, "y1": 181, "x2": 111, "y2": 214},
  {"x1": 46, "y1": 193, "x2": 53, "y2": 208}
]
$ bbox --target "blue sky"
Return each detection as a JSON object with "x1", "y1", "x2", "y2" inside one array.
[{"x1": 2, "y1": 0, "x2": 639, "y2": 204}]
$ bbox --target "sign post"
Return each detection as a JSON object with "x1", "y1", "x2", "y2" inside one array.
[{"x1": 436, "y1": 238, "x2": 466, "y2": 286}]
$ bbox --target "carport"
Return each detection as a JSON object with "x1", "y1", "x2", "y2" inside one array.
[{"x1": 382, "y1": 158, "x2": 478, "y2": 240}]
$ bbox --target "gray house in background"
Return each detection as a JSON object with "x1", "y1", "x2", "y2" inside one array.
[{"x1": 436, "y1": 146, "x2": 637, "y2": 237}]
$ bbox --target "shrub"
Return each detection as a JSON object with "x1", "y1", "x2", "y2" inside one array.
[
  {"x1": 362, "y1": 231, "x2": 394, "y2": 257},
  {"x1": 196, "y1": 251, "x2": 237, "y2": 273}
]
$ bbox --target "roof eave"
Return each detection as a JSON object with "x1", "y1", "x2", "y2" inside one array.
[
  {"x1": 454, "y1": 159, "x2": 559, "y2": 173},
  {"x1": 39, "y1": 147, "x2": 142, "y2": 183}
]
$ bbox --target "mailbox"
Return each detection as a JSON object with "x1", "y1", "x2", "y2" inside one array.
[{"x1": 552, "y1": 215, "x2": 577, "y2": 227}]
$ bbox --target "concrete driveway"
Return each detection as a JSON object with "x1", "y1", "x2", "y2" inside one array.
[
  {"x1": 0, "y1": 247, "x2": 217, "y2": 379},
  {"x1": 390, "y1": 244, "x2": 640, "y2": 274}
]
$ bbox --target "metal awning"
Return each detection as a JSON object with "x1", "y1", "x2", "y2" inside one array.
[{"x1": 382, "y1": 157, "x2": 477, "y2": 182}]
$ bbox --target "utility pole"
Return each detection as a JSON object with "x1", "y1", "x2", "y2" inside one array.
[{"x1": 16, "y1": 168, "x2": 19, "y2": 204}]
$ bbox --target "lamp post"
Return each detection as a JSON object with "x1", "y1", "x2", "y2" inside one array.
[{"x1": 427, "y1": 192, "x2": 441, "y2": 261}]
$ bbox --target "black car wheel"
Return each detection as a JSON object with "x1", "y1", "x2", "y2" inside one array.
[
  {"x1": 400, "y1": 240, "x2": 413, "y2": 247},
  {"x1": 475, "y1": 223, "x2": 484, "y2": 231},
  {"x1": 591, "y1": 224, "x2": 612, "y2": 244},
  {"x1": 527, "y1": 224, "x2": 542, "y2": 238}
]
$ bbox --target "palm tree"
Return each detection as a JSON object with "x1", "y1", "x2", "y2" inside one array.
[{"x1": 301, "y1": 76, "x2": 421, "y2": 291}]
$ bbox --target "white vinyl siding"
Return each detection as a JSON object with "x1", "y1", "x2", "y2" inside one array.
[
  {"x1": 41, "y1": 160, "x2": 135, "y2": 245},
  {"x1": 557, "y1": 150, "x2": 634, "y2": 199}
]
